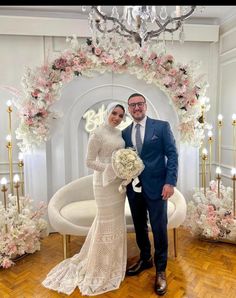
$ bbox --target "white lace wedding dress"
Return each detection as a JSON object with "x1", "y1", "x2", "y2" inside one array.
[{"x1": 42, "y1": 123, "x2": 127, "y2": 296}]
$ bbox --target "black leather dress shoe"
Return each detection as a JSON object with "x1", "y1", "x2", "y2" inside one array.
[
  {"x1": 126, "y1": 257, "x2": 153, "y2": 276},
  {"x1": 154, "y1": 271, "x2": 167, "y2": 296}
]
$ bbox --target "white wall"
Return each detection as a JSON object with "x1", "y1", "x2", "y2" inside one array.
[
  {"x1": 215, "y1": 16, "x2": 236, "y2": 186},
  {"x1": 0, "y1": 15, "x2": 220, "y2": 202}
]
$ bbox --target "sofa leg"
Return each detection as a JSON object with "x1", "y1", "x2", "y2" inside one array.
[
  {"x1": 173, "y1": 228, "x2": 178, "y2": 258},
  {"x1": 62, "y1": 234, "x2": 69, "y2": 259}
]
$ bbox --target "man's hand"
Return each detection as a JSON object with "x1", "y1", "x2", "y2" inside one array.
[{"x1": 161, "y1": 184, "x2": 174, "y2": 200}]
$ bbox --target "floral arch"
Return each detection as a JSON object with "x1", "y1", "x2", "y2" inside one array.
[{"x1": 15, "y1": 37, "x2": 209, "y2": 152}]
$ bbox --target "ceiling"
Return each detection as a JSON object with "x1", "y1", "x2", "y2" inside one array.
[{"x1": 0, "y1": 5, "x2": 236, "y2": 25}]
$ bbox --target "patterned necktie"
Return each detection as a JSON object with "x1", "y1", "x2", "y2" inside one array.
[{"x1": 135, "y1": 123, "x2": 143, "y2": 155}]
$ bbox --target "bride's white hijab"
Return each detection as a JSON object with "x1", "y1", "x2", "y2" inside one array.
[{"x1": 104, "y1": 102, "x2": 125, "y2": 125}]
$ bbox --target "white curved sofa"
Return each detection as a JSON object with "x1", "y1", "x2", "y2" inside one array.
[{"x1": 48, "y1": 174, "x2": 187, "y2": 259}]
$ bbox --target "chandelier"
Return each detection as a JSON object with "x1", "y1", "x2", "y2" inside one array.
[{"x1": 83, "y1": 6, "x2": 197, "y2": 47}]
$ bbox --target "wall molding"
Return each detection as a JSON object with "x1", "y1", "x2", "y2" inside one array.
[{"x1": 0, "y1": 15, "x2": 219, "y2": 42}]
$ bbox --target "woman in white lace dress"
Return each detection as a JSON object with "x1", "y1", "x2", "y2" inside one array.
[{"x1": 42, "y1": 102, "x2": 127, "y2": 296}]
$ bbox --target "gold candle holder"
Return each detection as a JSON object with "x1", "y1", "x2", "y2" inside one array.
[
  {"x1": 216, "y1": 166, "x2": 221, "y2": 199},
  {"x1": 6, "y1": 135, "x2": 14, "y2": 194},
  {"x1": 13, "y1": 174, "x2": 20, "y2": 214},
  {"x1": 201, "y1": 148, "x2": 208, "y2": 196},
  {"x1": 231, "y1": 168, "x2": 236, "y2": 219},
  {"x1": 1, "y1": 177, "x2": 8, "y2": 233},
  {"x1": 217, "y1": 114, "x2": 223, "y2": 166},
  {"x1": 208, "y1": 130, "x2": 213, "y2": 182},
  {"x1": 232, "y1": 114, "x2": 236, "y2": 168},
  {"x1": 18, "y1": 152, "x2": 24, "y2": 196},
  {"x1": 6, "y1": 100, "x2": 13, "y2": 134}
]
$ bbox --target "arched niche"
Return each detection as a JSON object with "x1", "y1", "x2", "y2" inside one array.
[{"x1": 24, "y1": 71, "x2": 198, "y2": 206}]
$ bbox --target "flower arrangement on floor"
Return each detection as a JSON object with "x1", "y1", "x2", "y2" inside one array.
[
  {"x1": 183, "y1": 180, "x2": 236, "y2": 242},
  {"x1": 0, "y1": 195, "x2": 48, "y2": 268},
  {"x1": 112, "y1": 148, "x2": 145, "y2": 193},
  {"x1": 15, "y1": 35, "x2": 209, "y2": 152}
]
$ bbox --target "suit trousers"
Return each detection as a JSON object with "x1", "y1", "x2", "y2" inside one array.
[{"x1": 127, "y1": 190, "x2": 168, "y2": 272}]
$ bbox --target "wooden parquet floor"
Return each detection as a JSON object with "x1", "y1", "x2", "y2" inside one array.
[{"x1": 1, "y1": 228, "x2": 236, "y2": 298}]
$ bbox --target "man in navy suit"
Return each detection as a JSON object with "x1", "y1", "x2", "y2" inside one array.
[{"x1": 122, "y1": 93, "x2": 178, "y2": 296}]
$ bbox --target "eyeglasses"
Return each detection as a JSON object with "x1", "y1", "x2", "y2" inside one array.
[{"x1": 128, "y1": 102, "x2": 145, "y2": 108}]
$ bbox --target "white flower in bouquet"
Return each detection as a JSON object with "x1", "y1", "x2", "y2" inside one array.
[{"x1": 112, "y1": 148, "x2": 145, "y2": 193}]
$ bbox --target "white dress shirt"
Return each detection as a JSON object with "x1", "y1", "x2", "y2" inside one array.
[{"x1": 131, "y1": 116, "x2": 147, "y2": 150}]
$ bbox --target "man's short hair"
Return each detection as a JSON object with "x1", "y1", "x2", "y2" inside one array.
[{"x1": 128, "y1": 93, "x2": 146, "y2": 103}]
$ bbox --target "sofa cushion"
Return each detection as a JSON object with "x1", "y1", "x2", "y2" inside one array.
[{"x1": 60, "y1": 199, "x2": 176, "y2": 227}]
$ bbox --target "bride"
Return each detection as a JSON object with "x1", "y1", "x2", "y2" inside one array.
[{"x1": 42, "y1": 102, "x2": 127, "y2": 296}]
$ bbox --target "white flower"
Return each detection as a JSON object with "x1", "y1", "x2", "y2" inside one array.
[{"x1": 0, "y1": 195, "x2": 48, "y2": 269}]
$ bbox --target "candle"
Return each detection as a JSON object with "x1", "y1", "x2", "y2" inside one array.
[
  {"x1": 6, "y1": 134, "x2": 11, "y2": 142},
  {"x1": 175, "y1": 6, "x2": 181, "y2": 17},
  {"x1": 18, "y1": 152, "x2": 24, "y2": 161},
  {"x1": 6, "y1": 99, "x2": 12, "y2": 107},
  {"x1": 231, "y1": 168, "x2": 236, "y2": 218},
  {"x1": 13, "y1": 174, "x2": 20, "y2": 213},
  {"x1": 216, "y1": 166, "x2": 221, "y2": 198}
]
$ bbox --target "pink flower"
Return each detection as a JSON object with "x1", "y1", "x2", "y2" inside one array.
[
  {"x1": 106, "y1": 57, "x2": 114, "y2": 64},
  {"x1": 38, "y1": 108, "x2": 48, "y2": 118},
  {"x1": 169, "y1": 69, "x2": 177, "y2": 76},
  {"x1": 207, "y1": 205, "x2": 215, "y2": 212},
  {"x1": 111, "y1": 63, "x2": 119, "y2": 72},
  {"x1": 94, "y1": 47, "x2": 102, "y2": 56},
  {"x1": 143, "y1": 62, "x2": 150, "y2": 70},
  {"x1": 53, "y1": 58, "x2": 68, "y2": 70},
  {"x1": 44, "y1": 93, "x2": 54, "y2": 104},
  {"x1": 31, "y1": 89, "x2": 40, "y2": 98},
  {"x1": 149, "y1": 52, "x2": 157, "y2": 60},
  {"x1": 156, "y1": 57, "x2": 162, "y2": 65},
  {"x1": 2, "y1": 258, "x2": 14, "y2": 269},
  {"x1": 79, "y1": 51, "x2": 86, "y2": 59},
  {"x1": 72, "y1": 57, "x2": 80, "y2": 65},
  {"x1": 212, "y1": 226, "x2": 220, "y2": 238},
  {"x1": 165, "y1": 54, "x2": 174, "y2": 62},
  {"x1": 135, "y1": 57, "x2": 143, "y2": 65},
  {"x1": 124, "y1": 54, "x2": 131, "y2": 63},
  {"x1": 162, "y1": 76, "x2": 173, "y2": 86}
]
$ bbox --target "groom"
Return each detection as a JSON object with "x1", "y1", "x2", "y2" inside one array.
[{"x1": 122, "y1": 93, "x2": 178, "y2": 296}]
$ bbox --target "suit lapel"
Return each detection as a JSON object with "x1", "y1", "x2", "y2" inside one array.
[
  {"x1": 126, "y1": 122, "x2": 134, "y2": 147},
  {"x1": 142, "y1": 117, "x2": 155, "y2": 154}
]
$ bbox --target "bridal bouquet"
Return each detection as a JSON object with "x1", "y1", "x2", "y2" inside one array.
[{"x1": 112, "y1": 148, "x2": 145, "y2": 193}]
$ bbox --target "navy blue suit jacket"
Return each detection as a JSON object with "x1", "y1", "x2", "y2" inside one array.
[{"x1": 122, "y1": 117, "x2": 178, "y2": 200}]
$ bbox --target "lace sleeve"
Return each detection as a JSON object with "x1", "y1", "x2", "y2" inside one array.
[{"x1": 86, "y1": 132, "x2": 107, "y2": 172}]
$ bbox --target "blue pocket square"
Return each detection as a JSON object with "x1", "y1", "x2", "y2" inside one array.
[{"x1": 151, "y1": 135, "x2": 159, "y2": 140}]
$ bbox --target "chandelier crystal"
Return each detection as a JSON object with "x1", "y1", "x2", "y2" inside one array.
[{"x1": 84, "y1": 6, "x2": 197, "y2": 47}]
